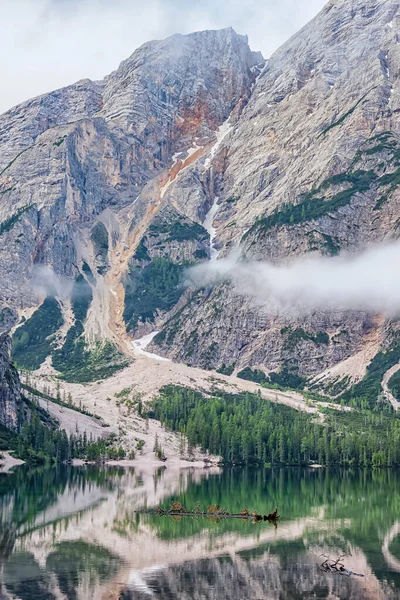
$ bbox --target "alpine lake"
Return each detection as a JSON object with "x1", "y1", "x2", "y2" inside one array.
[{"x1": 1, "y1": 464, "x2": 400, "y2": 599}]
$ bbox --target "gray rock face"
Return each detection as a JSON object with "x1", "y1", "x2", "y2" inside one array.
[
  {"x1": 151, "y1": 0, "x2": 400, "y2": 378},
  {"x1": 0, "y1": 334, "x2": 22, "y2": 431},
  {"x1": 1, "y1": 3, "x2": 400, "y2": 382},
  {"x1": 154, "y1": 285, "x2": 376, "y2": 375}
]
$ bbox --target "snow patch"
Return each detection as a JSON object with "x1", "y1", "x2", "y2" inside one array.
[
  {"x1": 385, "y1": 54, "x2": 390, "y2": 79},
  {"x1": 204, "y1": 118, "x2": 233, "y2": 170},
  {"x1": 254, "y1": 60, "x2": 268, "y2": 86},
  {"x1": 132, "y1": 332, "x2": 171, "y2": 362},
  {"x1": 160, "y1": 143, "x2": 203, "y2": 199},
  {"x1": 186, "y1": 144, "x2": 201, "y2": 159},
  {"x1": 203, "y1": 198, "x2": 220, "y2": 260},
  {"x1": 388, "y1": 20, "x2": 394, "y2": 29}
]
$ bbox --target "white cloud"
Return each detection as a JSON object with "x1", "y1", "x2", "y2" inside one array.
[
  {"x1": 187, "y1": 242, "x2": 400, "y2": 316},
  {"x1": 0, "y1": 0, "x2": 326, "y2": 113}
]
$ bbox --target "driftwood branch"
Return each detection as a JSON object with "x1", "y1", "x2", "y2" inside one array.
[
  {"x1": 137, "y1": 503, "x2": 280, "y2": 523},
  {"x1": 318, "y1": 553, "x2": 364, "y2": 577}
]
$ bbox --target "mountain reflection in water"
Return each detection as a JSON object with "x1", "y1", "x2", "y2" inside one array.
[{"x1": 0, "y1": 465, "x2": 399, "y2": 599}]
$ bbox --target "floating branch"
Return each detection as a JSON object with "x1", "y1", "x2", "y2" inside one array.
[
  {"x1": 137, "y1": 503, "x2": 280, "y2": 523},
  {"x1": 319, "y1": 553, "x2": 364, "y2": 577}
]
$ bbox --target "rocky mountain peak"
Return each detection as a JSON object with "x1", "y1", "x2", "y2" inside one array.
[{"x1": 100, "y1": 27, "x2": 263, "y2": 145}]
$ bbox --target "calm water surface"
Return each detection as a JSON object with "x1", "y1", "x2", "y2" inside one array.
[{"x1": 0, "y1": 465, "x2": 400, "y2": 599}]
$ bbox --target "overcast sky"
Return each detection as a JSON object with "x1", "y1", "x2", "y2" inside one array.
[{"x1": 0, "y1": 0, "x2": 327, "y2": 114}]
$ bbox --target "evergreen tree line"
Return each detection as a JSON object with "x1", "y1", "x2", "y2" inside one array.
[
  {"x1": 15, "y1": 413, "x2": 129, "y2": 465},
  {"x1": 151, "y1": 386, "x2": 400, "y2": 468}
]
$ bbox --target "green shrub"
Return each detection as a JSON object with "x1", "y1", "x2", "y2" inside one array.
[
  {"x1": 0, "y1": 205, "x2": 33, "y2": 236},
  {"x1": 268, "y1": 370, "x2": 306, "y2": 390},
  {"x1": 216, "y1": 363, "x2": 235, "y2": 376},
  {"x1": 134, "y1": 237, "x2": 150, "y2": 261},
  {"x1": 82, "y1": 261, "x2": 95, "y2": 285},
  {"x1": 166, "y1": 221, "x2": 208, "y2": 242},
  {"x1": 341, "y1": 342, "x2": 400, "y2": 408},
  {"x1": 321, "y1": 234, "x2": 340, "y2": 256},
  {"x1": 52, "y1": 328, "x2": 127, "y2": 383},
  {"x1": 237, "y1": 368, "x2": 268, "y2": 384},
  {"x1": 245, "y1": 170, "x2": 377, "y2": 239},
  {"x1": 319, "y1": 92, "x2": 370, "y2": 136},
  {"x1": 123, "y1": 258, "x2": 184, "y2": 331},
  {"x1": 53, "y1": 136, "x2": 66, "y2": 147},
  {"x1": 11, "y1": 297, "x2": 63, "y2": 370},
  {"x1": 283, "y1": 328, "x2": 329, "y2": 350},
  {"x1": 71, "y1": 275, "x2": 92, "y2": 321},
  {"x1": 148, "y1": 218, "x2": 207, "y2": 243},
  {"x1": 237, "y1": 365, "x2": 306, "y2": 391},
  {"x1": 0, "y1": 147, "x2": 30, "y2": 177},
  {"x1": 388, "y1": 370, "x2": 400, "y2": 400},
  {"x1": 193, "y1": 249, "x2": 208, "y2": 260}
]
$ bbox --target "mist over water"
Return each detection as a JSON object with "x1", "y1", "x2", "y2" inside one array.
[{"x1": 187, "y1": 242, "x2": 400, "y2": 315}]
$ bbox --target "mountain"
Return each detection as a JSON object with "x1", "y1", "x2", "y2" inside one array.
[
  {"x1": 1, "y1": 2, "x2": 400, "y2": 403},
  {"x1": 149, "y1": 0, "x2": 400, "y2": 395}
]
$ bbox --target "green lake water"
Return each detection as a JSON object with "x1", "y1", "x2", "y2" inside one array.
[{"x1": 1, "y1": 465, "x2": 400, "y2": 599}]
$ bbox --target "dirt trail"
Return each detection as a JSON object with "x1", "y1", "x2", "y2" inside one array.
[{"x1": 382, "y1": 362, "x2": 400, "y2": 410}]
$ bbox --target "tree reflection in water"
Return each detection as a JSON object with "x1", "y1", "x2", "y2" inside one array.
[{"x1": 0, "y1": 466, "x2": 399, "y2": 599}]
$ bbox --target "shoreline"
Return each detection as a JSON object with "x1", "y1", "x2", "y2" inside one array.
[
  {"x1": 72, "y1": 455, "x2": 221, "y2": 471},
  {"x1": 0, "y1": 451, "x2": 25, "y2": 473}
]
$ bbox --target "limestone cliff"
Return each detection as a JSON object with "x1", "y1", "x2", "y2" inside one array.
[{"x1": 150, "y1": 0, "x2": 400, "y2": 385}]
